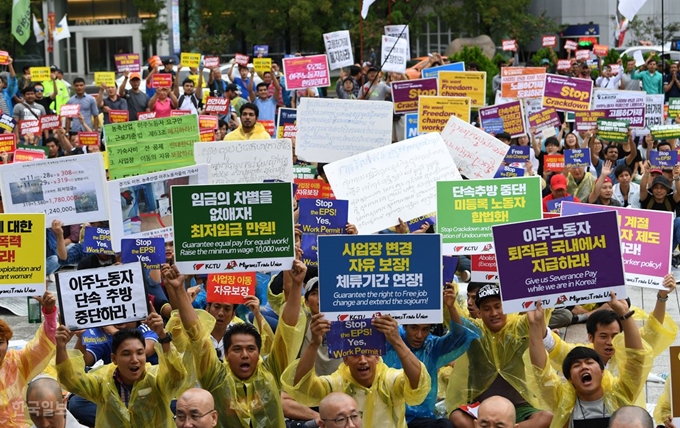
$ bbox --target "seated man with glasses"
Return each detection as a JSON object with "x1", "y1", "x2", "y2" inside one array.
[
  {"x1": 174, "y1": 388, "x2": 218, "y2": 428},
  {"x1": 319, "y1": 392, "x2": 362, "y2": 428}
]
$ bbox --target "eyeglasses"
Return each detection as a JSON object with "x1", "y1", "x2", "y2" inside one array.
[
  {"x1": 322, "y1": 412, "x2": 363, "y2": 427},
  {"x1": 174, "y1": 410, "x2": 215, "y2": 424}
]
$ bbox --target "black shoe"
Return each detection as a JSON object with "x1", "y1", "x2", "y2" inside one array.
[{"x1": 673, "y1": 255, "x2": 680, "y2": 268}]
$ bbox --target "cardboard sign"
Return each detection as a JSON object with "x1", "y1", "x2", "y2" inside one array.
[
  {"x1": 0, "y1": 214, "x2": 45, "y2": 297},
  {"x1": 528, "y1": 108, "x2": 562, "y2": 135},
  {"x1": 0, "y1": 134, "x2": 16, "y2": 153},
  {"x1": 114, "y1": 53, "x2": 141, "y2": 72},
  {"x1": 294, "y1": 179, "x2": 335, "y2": 200},
  {"x1": 181, "y1": 52, "x2": 201, "y2": 68},
  {"x1": 492, "y1": 211, "x2": 626, "y2": 312},
  {"x1": 542, "y1": 36, "x2": 556, "y2": 47},
  {"x1": 78, "y1": 132, "x2": 100, "y2": 146},
  {"x1": 564, "y1": 40, "x2": 578, "y2": 51},
  {"x1": 298, "y1": 198, "x2": 349, "y2": 235},
  {"x1": 198, "y1": 115, "x2": 218, "y2": 130},
  {"x1": 381, "y1": 35, "x2": 408, "y2": 74},
  {"x1": 30, "y1": 67, "x2": 50, "y2": 82},
  {"x1": 19, "y1": 120, "x2": 40, "y2": 136},
  {"x1": 501, "y1": 67, "x2": 546, "y2": 99},
  {"x1": 59, "y1": 104, "x2": 80, "y2": 118},
  {"x1": 323, "y1": 30, "x2": 354, "y2": 70},
  {"x1": 137, "y1": 111, "x2": 157, "y2": 121},
  {"x1": 502, "y1": 40, "x2": 517, "y2": 51},
  {"x1": 203, "y1": 56, "x2": 220, "y2": 69},
  {"x1": 204, "y1": 97, "x2": 229, "y2": 114},
  {"x1": 253, "y1": 58, "x2": 271, "y2": 76},
  {"x1": 593, "y1": 44, "x2": 609, "y2": 57},
  {"x1": 12, "y1": 149, "x2": 45, "y2": 162},
  {"x1": 120, "y1": 237, "x2": 165, "y2": 270},
  {"x1": 436, "y1": 176, "x2": 543, "y2": 254},
  {"x1": 234, "y1": 53, "x2": 249, "y2": 67},
  {"x1": 564, "y1": 148, "x2": 591, "y2": 168},
  {"x1": 650, "y1": 150, "x2": 678, "y2": 169},
  {"x1": 151, "y1": 74, "x2": 173, "y2": 88},
  {"x1": 82, "y1": 227, "x2": 114, "y2": 255},
  {"x1": 318, "y1": 234, "x2": 443, "y2": 323},
  {"x1": 542, "y1": 74, "x2": 593, "y2": 112},
  {"x1": 327, "y1": 319, "x2": 386, "y2": 358},
  {"x1": 574, "y1": 110, "x2": 606, "y2": 131},
  {"x1": 206, "y1": 273, "x2": 256, "y2": 304},
  {"x1": 109, "y1": 110, "x2": 129, "y2": 123},
  {"x1": 391, "y1": 78, "x2": 438, "y2": 114},
  {"x1": 597, "y1": 119, "x2": 629, "y2": 142},
  {"x1": 56, "y1": 262, "x2": 149, "y2": 330},
  {"x1": 439, "y1": 71, "x2": 486, "y2": 108},
  {"x1": 277, "y1": 108, "x2": 297, "y2": 139},
  {"x1": 94, "y1": 72, "x2": 116, "y2": 87},
  {"x1": 651, "y1": 124, "x2": 680, "y2": 140},
  {"x1": 171, "y1": 182, "x2": 296, "y2": 274},
  {"x1": 592, "y1": 89, "x2": 645, "y2": 127},
  {"x1": 544, "y1": 154, "x2": 565, "y2": 171},
  {"x1": 471, "y1": 254, "x2": 498, "y2": 282},
  {"x1": 282, "y1": 54, "x2": 330, "y2": 90},
  {"x1": 478, "y1": 101, "x2": 525, "y2": 137},
  {"x1": 0, "y1": 51, "x2": 9, "y2": 65},
  {"x1": 418, "y1": 96, "x2": 471, "y2": 133}
]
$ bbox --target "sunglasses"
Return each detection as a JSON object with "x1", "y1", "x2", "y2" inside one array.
[{"x1": 34, "y1": 89, "x2": 44, "y2": 92}]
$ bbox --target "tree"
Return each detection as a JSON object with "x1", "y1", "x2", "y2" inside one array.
[
  {"x1": 133, "y1": 0, "x2": 167, "y2": 48},
  {"x1": 627, "y1": 16, "x2": 680, "y2": 45},
  {"x1": 449, "y1": 46, "x2": 498, "y2": 104}
]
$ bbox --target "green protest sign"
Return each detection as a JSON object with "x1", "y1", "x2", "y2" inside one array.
[
  {"x1": 436, "y1": 176, "x2": 543, "y2": 255},
  {"x1": 171, "y1": 182, "x2": 296, "y2": 274},
  {"x1": 294, "y1": 165, "x2": 317, "y2": 179},
  {"x1": 597, "y1": 119, "x2": 629, "y2": 142},
  {"x1": 651, "y1": 124, "x2": 680, "y2": 140},
  {"x1": 104, "y1": 114, "x2": 199, "y2": 180},
  {"x1": 669, "y1": 98, "x2": 680, "y2": 119}
]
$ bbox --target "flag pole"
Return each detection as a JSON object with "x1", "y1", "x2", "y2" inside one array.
[{"x1": 360, "y1": 0, "x2": 364, "y2": 64}]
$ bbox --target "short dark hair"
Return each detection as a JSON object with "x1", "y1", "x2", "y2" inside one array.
[
  {"x1": 44, "y1": 137, "x2": 59, "y2": 146},
  {"x1": 545, "y1": 137, "x2": 560, "y2": 147},
  {"x1": 586, "y1": 309, "x2": 622, "y2": 336},
  {"x1": 614, "y1": 164, "x2": 632, "y2": 179},
  {"x1": 240, "y1": 102, "x2": 259, "y2": 119},
  {"x1": 605, "y1": 145, "x2": 619, "y2": 155},
  {"x1": 111, "y1": 328, "x2": 145, "y2": 354},
  {"x1": 468, "y1": 62, "x2": 479, "y2": 70},
  {"x1": 256, "y1": 82, "x2": 268, "y2": 91},
  {"x1": 182, "y1": 78, "x2": 194, "y2": 86},
  {"x1": 263, "y1": 71, "x2": 272, "y2": 78},
  {"x1": 73, "y1": 77, "x2": 85, "y2": 85},
  {"x1": 349, "y1": 65, "x2": 361, "y2": 77},
  {"x1": 467, "y1": 282, "x2": 488, "y2": 294},
  {"x1": 562, "y1": 346, "x2": 604, "y2": 380},
  {"x1": 22, "y1": 85, "x2": 35, "y2": 95},
  {"x1": 218, "y1": 119, "x2": 227, "y2": 129},
  {"x1": 224, "y1": 323, "x2": 262, "y2": 352},
  {"x1": 657, "y1": 141, "x2": 672, "y2": 151}
]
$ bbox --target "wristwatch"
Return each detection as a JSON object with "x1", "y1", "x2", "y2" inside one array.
[{"x1": 158, "y1": 332, "x2": 173, "y2": 344}]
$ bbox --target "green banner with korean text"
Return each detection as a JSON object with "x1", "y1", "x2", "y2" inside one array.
[
  {"x1": 597, "y1": 119, "x2": 629, "y2": 142},
  {"x1": 171, "y1": 182, "x2": 295, "y2": 274}
]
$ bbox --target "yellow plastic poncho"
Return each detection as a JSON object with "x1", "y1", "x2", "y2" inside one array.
[
  {"x1": 223, "y1": 122, "x2": 271, "y2": 141},
  {"x1": 567, "y1": 172, "x2": 595, "y2": 202},
  {"x1": 183, "y1": 308, "x2": 305, "y2": 428},
  {"x1": 445, "y1": 311, "x2": 551, "y2": 414},
  {"x1": 56, "y1": 343, "x2": 187, "y2": 428},
  {"x1": 653, "y1": 377, "x2": 671, "y2": 426},
  {"x1": 281, "y1": 359, "x2": 431, "y2": 428},
  {"x1": 526, "y1": 333, "x2": 652, "y2": 428},
  {"x1": 0, "y1": 320, "x2": 56, "y2": 428}
]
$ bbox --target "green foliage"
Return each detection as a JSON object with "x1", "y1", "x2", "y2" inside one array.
[
  {"x1": 628, "y1": 16, "x2": 680, "y2": 45},
  {"x1": 530, "y1": 48, "x2": 553, "y2": 68},
  {"x1": 449, "y1": 46, "x2": 498, "y2": 104},
  {"x1": 602, "y1": 49, "x2": 620, "y2": 66},
  {"x1": 491, "y1": 53, "x2": 508, "y2": 66},
  {"x1": 133, "y1": 0, "x2": 166, "y2": 47}
]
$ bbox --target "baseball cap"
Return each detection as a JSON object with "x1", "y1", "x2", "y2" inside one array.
[
  {"x1": 475, "y1": 284, "x2": 501, "y2": 308},
  {"x1": 304, "y1": 277, "x2": 319, "y2": 299},
  {"x1": 50, "y1": 65, "x2": 58, "y2": 71},
  {"x1": 129, "y1": 72, "x2": 141, "y2": 80},
  {"x1": 603, "y1": 176, "x2": 613, "y2": 184},
  {"x1": 650, "y1": 168, "x2": 663, "y2": 174},
  {"x1": 550, "y1": 174, "x2": 568, "y2": 191},
  {"x1": 367, "y1": 66, "x2": 378, "y2": 72},
  {"x1": 162, "y1": 58, "x2": 175, "y2": 65},
  {"x1": 362, "y1": 61, "x2": 372, "y2": 67},
  {"x1": 540, "y1": 58, "x2": 551, "y2": 65}
]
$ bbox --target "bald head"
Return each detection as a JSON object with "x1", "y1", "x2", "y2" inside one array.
[
  {"x1": 27, "y1": 377, "x2": 63, "y2": 401},
  {"x1": 475, "y1": 396, "x2": 517, "y2": 428},
  {"x1": 610, "y1": 406, "x2": 653, "y2": 428},
  {"x1": 176, "y1": 388, "x2": 217, "y2": 428},
  {"x1": 26, "y1": 377, "x2": 67, "y2": 428},
  {"x1": 319, "y1": 392, "x2": 362, "y2": 428}
]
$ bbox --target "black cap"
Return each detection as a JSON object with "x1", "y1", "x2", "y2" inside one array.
[
  {"x1": 226, "y1": 83, "x2": 238, "y2": 92},
  {"x1": 651, "y1": 175, "x2": 673, "y2": 191},
  {"x1": 162, "y1": 58, "x2": 174, "y2": 65},
  {"x1": 367, "y1": 66, "x2": 378, "y2": 72},
  {"x1": 495, "y1": 132, "x2": 512, "y2": 141},
  {"x1": 475, "y1": 284, "x2": 501, "y2": 308},
  {"x1": 50, "y1": 65, "x2": 58, "y2": 71}
]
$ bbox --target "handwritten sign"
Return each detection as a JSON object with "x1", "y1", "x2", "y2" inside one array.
[
  {"x1": 418, "y1": 96, "x2": 471, "y2": 133},
  {"x1": 439, "y1": 71, "x2": 486, "y2": 108},
  {"x1": 501, "y1": 67, "x2": 546, "y2": 99},
  {"x1": 282, "y1": 54, "x2": 330, "y2": 90},
  {"x1": 645, "y1": 94, "x2": 665, "y2": 131},
  {"x1": 479, "y1": 101, "x2": 525, "y2": 137},
  {"x1": 324, "y1": 30, "x2": 354, "y2": 70},
  {"x1": 114, "y1": 53, "x2": 141, "y2": 72}
]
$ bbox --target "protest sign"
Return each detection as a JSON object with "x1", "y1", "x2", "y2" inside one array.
[
  {"x1": 94, "y1": 72, "x2": 116, "y2": 87},
  {"x1": 561, "y1": 202, "x2": 672, "y2": 289},
  {"x1": 104, "y1": 114, "x2": 200, "y2": 180},
  {"x1": 408, "y1": 212, "x2": 436, "y2": 233},
  {"x1": 0, "y1": 213, "x2": 45, "y2": 297},
  {"x1": 597, "y1": 118, "x2": 630, "y2": 142},
  {"x1": 564, "y1": 40, "x2": 578, "y2": 51},
  {"x1": 404, "y1": 113, "x2": 422, "y2": 139},
  {"x1": 421, "y1": 62, "x2": 465, "y2": 79},
  {"x1": 492, "y1": 211, "x2": 626, "y2": 312},
  {"x1": 644, "y1": 94, "x2": 665, "y2": 131},
  {"x1": 478, "y1": 101, "x2": 525, "y2": 137},
  {"x1": 199, "y1": 129, "x2": 214, "y2": 142},
  {"x1": 384, "y1": 24, "x2": 410, "y2": 58},
  {"x1": 0, "y1": 134, "x2": 15, "y2": 153},
  {"x1": 557, "y1": 60, "x2": 571, "y2": 71},
  {"x1": 504, "y1": 146, "x2": 530, "y2": 163},
  {"x1": 471, "y1": 254, "x2": 498, "y2": 282},
  {"x1": 318, "y1": 234, "x2": 443, "y2": 323},
  {"x1": 295, "y1": 179, "x2": 335, "y2": 200},
  {"x1": 542, "y1": 35, "x2": 556, "y2": 47},
  {"x1": 575, "y1": 50, "x2": 590, "y2": 61},
  {"x1": 544, "y1": 154, "x2": 565, "y2": 171},
  {"x1": 436, "y1": 176, "x2": 542, "y2": 254},
  {"x1": 107, "y1": 164, "x2": 210, "y2": 252},
  {"x1": 194, "y1": 139, "x2": 293, "y2": 184},
  {"x1": 564, "y1": 148, "x2": 591, "y2": 167},
  {"x1": 0, "y1": 153, "x2": 107, "y2": 225},
  {"x1": 542, "y1": 74, "x2": 592, "y2": 112},
  {"x1": 0, "y1": 51, "x2": 8, "y2": 65},
  {"x1": 78, "y1": 132, "x2": 99, "y2": 146},
  {"x1": 494, "y1": 165, "x2": 525, "y2": 178},
  {"x1": 501, "y1": 67, "x2": 546, "y2": 99},
  {"x1": 669, "y1": 98, "x2": 680, "y2": 118},
  {"x1": 148, "y1": 55, "x2": 163, "y2": 68},
  {"x1": 391, "y1": 78, "x2": 438, "y2": 114},
  {"x1": 0, "y1": 114, "x2": 16, "y2": 132},
  {"x1": 254, "y1": 45, "x2": 268, "y2": 56},
  {"x1": 651, "y1": 125, "x2": 680, "y2": 140},
  {"x1": 650, "y1": 150, "x2": 678, "y2": 169},
  {"x1": 203, "y1": 56, "x2": 220, "y2": 68},
  {"x1": 19, "y1": 120, "x2": 40, "y2": 136},
  {"x1": 30, "y1": 67, "x2": 50, "y2": 82},
  {"x1": 327, "y1": 319, "x2": 386, "y2": 358},
  {"x1": 528, "y1": 108, "x2": 561, "y2": 135},
  {"x1": 82, "y1": 227, "x2": 114, "y2": 255},
  {"x1": 204, "y1": 97, "x2": 229, "y2": 114},
  {"x1": 440, "y1": 115, "x2": 510, "y2": 179},
  {"x1": 181, "y1": 52, "x2": 201, "y2": 68},
  {"x1": 293, "y1": 165, "x2": 316, "y2": 179},
  {"x1": 502, "y1": 40, "x2": 517, "y2": 51},
  {"x1": 301, "y1": 233, "x2": 318, "y2": 267},
  {"x1": 114, "y1": 53, "x2": 141, "y2": 72},
  {"x1": 298, "y1": 198, "x2": 349, "y2": 235},
  {"x1": 198, "y1": 115, "x2": 218, "y2": 130},
  {"x1": 381, "y1": 35, "x2": 408, "y2": 74},
  {"x1": 137, "y1": 111, "x2": 156, "y2": 121},
  {"x1": 296, "y1": 98, "x2": 392, "y2": 163},
  {"x1": 439, "y1": 71, "x2": 486, "y2": 107},
  {"x1": 121, "y1": 237, "x2": 165, "y2": 270},
  {"x1": 258, "y1": 120, "x2": 275, "y2": 136},
  {"x1": 56, "y1": 262, "x2": 148, "y2": 330},
  {"x1": 59, "y1": 104, "x2": 80, "y2": 118},
  {"x1": 206, "y1": 272, "x2": 256, "y2": 304},
  {"x1": 325, "y1": 133, "x2": 461, "y2": 234},
  {"x1": 282, "y1": 54, "x2": 330, "y2": 90},
  {"x1": 37, "y1": 115, "x2": 56, "y2": 132},
  {"x1": 151, "y1": 74, "x2": 173, "y2": 88},
  {"x1": 277, "y1": 108, "x2": 297, "y2": 139},
  {"x1": 234, "y1": 53, "x2": 249, "y2": 67},
  {"x1": 593, "y1": 44, "x2": 609, "y2": 57},
  {"x1": 442, "y1": 255, "x2": 458, "y2": 285},
  {"x1": 13, "y1": 149, "x2": 45, "y2": 163},
  {"x1": 171, "y1": 182, "x2": 295, "y2": 274},
  {"x1": 418, "y1": 96, "x2": 471, "y2": 133},
  {"x1": 546, "y1": 195, "x2": 574, "y2": 213},
  {"x1": 323, "y1": 30, "x2": 354, "y2": 70},
  {"x1": 253, "y1": 58, "x2": 271, "y2": 76},
  {"x1": 574, "y1": 110, "x2": 606, "y2": 131},
  {"x1": 592, "y1": 89, "x2": 645, "y2": 127}
]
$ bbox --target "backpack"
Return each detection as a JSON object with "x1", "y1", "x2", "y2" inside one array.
[{"x1": 177, "y1": 93, "x2": 200, "y2": 110}]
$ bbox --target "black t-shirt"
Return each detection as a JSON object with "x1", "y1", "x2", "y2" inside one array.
[
  {"x1": 640, "y1": 193, "x2": 678, "y2": 212},
  {"x1": 663, "y1": 72, "x2": 680, "y2": 102},
  {"x1": 35, "y1": 97, "x2": 53, "y2": 115}
]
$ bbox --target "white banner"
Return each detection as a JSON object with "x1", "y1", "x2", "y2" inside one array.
[
  {"x1": 107, "y1": 164, "x2": 210, "y2": 252},
  {"x1": 642, "y1": 94, "x2": 665, "y2": 135},
  {"x1": 0, "y1": 153, "x2": 108, "y2": 226},
  {"x1": 323, "y1": 30, "x2": 354, "y2": 70},
  {"x1": 440, "y1": 115, "x2": 510, "y2": 179},
  {"x1": 325, "y1": 133, "x2": 462, "y2": 234},
  {"x1": 381, "y1": 35, "x2": 408, "y2": 74},
  {"x1": 592, "y1": 89, "x2": 646, "y2": 127},
  {"x1": 295, "y1": 98, "x2": 393, "y2": 163},
  {"x1": 194, "y1": 140, "x2": 293, "y2": 184},
  {"x1": 57, "y1": 262, "x2": 148, "y2": 331},
  {"x1": 384, "y1": 25, "x2": 410, "y2": 59}
]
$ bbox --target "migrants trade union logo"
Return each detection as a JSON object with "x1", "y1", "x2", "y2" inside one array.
[
  {"x1": 481, "y1": 243, "x2": 493, "y2": 252},
  {"x1": 556, "y1": 295, "x2": 568, "y2": 305}
]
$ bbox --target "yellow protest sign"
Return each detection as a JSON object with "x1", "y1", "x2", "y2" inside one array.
[
  {"x1": 438, "y1": 71, "x2": 487, "y2": 108},
  {"x1": 30, "y1": 67, "x2": 51, "y2": 82},
  {"x1": 254, "y1": 58, "x2": 272, "y2": 76},
  {"x1": 0, "y1": 213, "x2": 45, "y2": 296},
  {"x1": 94, "y1": 72, "x2": 116, "y2": 87},
  {"x1": 181, "y1": 52, "x2": 201, "y2": 68},
  {"x1": 418, "y1": 96, "x2": 471, "y2": 133}
]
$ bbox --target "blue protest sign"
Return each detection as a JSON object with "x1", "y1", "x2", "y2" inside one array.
[
  {"x1": 83, "y1": 227, "x2": 115, "y2": 255},
  {"x1": 301, "y1": 234, "x2": 318, "y2": 267},
  {"x1": 254, "y1": 45, "x2": 269, "y2": 56},
  {"x1": 494, "y1": 165, "x2": 525, "y2": 178},
  {"x1": 407, "y1": 212, "x2": 435, "y2": 232},
  {"x1": 650, "y1": 150, "x2": 678, "y2": 169},
  {"x1": 318, "y1": 234, "x2": 442, "y2": 323},
  {"x1": 564, "y1": 148, "x2": 591, "y2": 168},
  {"x1": 120, "y1": 237, "x2": 165, "y2": 270},
  {"x1": 442, "y1": 255, "x2": 459, "y2": 286},
  {"x1": 404, "y1": 113, "x2": 422, "y2": 139},
  {"x1": 547, "y1": 195, "x2": 574, "y2": 213},
  {"x1": 326, "y1": 318, "x2": 386, "y2": 358},
  {"x1": 298, "y1": 198, "x2": 349, "y2": 235},
  {"x1": 504, "y1": 146, "x2": 530, "y2": 163},
  {"x1": 421, "y1": 62, "x2": 465, "y2": 79},
  {"x1": 483, "y1": 117, "x2": 505, "y2": 134}
]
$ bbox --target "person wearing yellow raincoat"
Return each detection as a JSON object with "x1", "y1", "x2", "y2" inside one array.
[
  {"x1": 55, "y1": 305, "x2": 186, "y2": 428},
  {"x1": 0, "y1": 291, "x2": 58, "y2": 428},
  {"x1": 446, "y1": 284, "x2": 553, "y2": 428},
  {"x1": 281, "y1": 313, "x2": 431, "y2": 428},
  {"x1": 162, "y1": 261, "x2": 307, "y2": 428},
  {"x1": 653, "y1": 377, "x2": 672, "y2": 427},
  {"x1": 527, "y1": 296, "x2": 653, "y2": 428}
]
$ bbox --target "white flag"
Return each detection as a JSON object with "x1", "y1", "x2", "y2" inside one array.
[
  {"x1": 32, "y1": 14, "x2": 44, "y2": 43},
  {"x1": 361, "y1": 0, "x2": 376, "y2": 19},
  {"x1": 618, "y1": 0, "x2": 648, "y2": 21},
  {"x1": 53, "y1": 15, "x2": 70, "y2": 42}
]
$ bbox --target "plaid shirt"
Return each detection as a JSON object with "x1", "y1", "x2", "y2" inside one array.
[{"x1": 113, "y1": 369, "x2": 133, "y2": 407}]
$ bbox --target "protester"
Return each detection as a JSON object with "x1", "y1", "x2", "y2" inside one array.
[
  {"x1": 96, "y1": 83, "x2": 128, "y2": 125},
  {"x1": 620, "y1": 58, "x2": 642, "y2": 91},
  {"x1": 318, "y1": 392, "x2": 362, "y2": 428},
  {"x1": 223, "y1": 103, "x2": 271, "y2": 140},
  {"x1": 66, "y1": 78, "x2": 99, "y2": 133},
  {"x1": 631, "y1": 56, "x2": 663, "y2": 95},
  {"x1": 587, "y1": 161, "x2": 621, "y2": 206},
  {"x1": 475, "y1": 396, "x2": 519, "y2": 428},
  {"x1": 173, "y1": 64, "x2": 204, "y2": 115},
  {"x1": 611, "y1": 165, "x2": 640, "y2": 208},
  {"x1": 41, "y1": 65, "x2": 70, "y2": 114},
  {"x1": 610, "y1": 406, "x2": 654, "y2": 428},
  {"x1": 542, "y1": 174, "x2": 581, "y2": 212},
  {"x1": 174, "y1": 388, "x2": 218, "y2": 428},
  {"x1": 148, "y1": 86, "x2": 177, "y2": 118},
  {"x1": 248, "y1": 67, "x2": 280, "y2": 123},
  {"x1": 26, "y1": 376, "x2": 87, "y2": 428},
  {"x1": 118, "y1": 71, "x2": 149, "y2": 120},
  {"x1": 359, "y1": 67, "x2": 390, "y2": 100},
  {"x1": 13, "y1": 86, "x2": 46, "y2": 138},
  {"x1": 0, "y1": 56, "x2": 17, "y2": 116},
  {"x1": 663, "y1": 61, "x2": 680, "y2": 103}
]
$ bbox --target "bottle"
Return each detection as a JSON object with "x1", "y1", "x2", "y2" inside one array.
[{"x1": 27, "y1": 297, "x2": 41, "y2": 323}]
